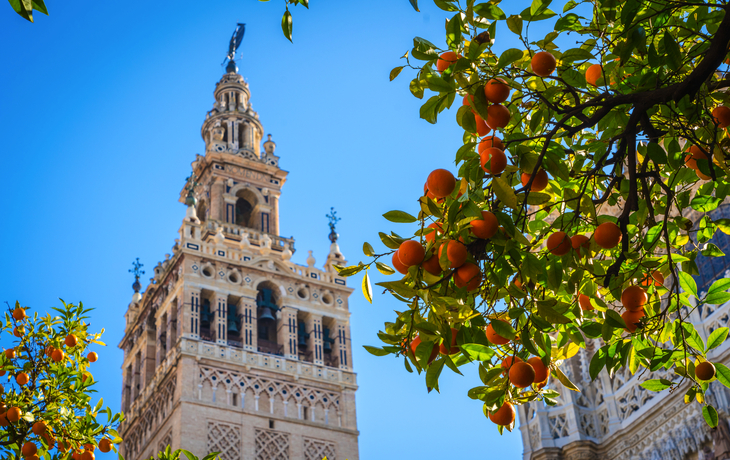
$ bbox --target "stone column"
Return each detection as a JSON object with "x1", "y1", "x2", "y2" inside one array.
[
  {"x1": 306, "y1": 314, "x2": 324, "y2": 366},
  {"x1": 270, "y1": 193, "x2": 280, "y2": 236},
  {"x1": 142, "y1": 326, "x2": 157, "y2": 387},
  {"x1": 223, "y1": 196, "x2": 237, "y2": 225},
  {"x1": 210, "y1": 177, "x2": 226, "y2": 222},
  {"x1": 168, "y1": 301, "x2": 177, "y2": 352},
  {"x1": 239, "y1": 296, "x2": 257, "y2": 351},
  {"x1": 215, "y1": 293, "x2": 228, "y2": 345},
  {"x1": 334, "y1": 320, "x2": 351, "y2": 370},
  {"x1": 277, "y1": 307, "x2": 298, "y2": 360},
  {"x1": 185, "y1": 289, "x2": 201, "y2": 339},
  {"x1": 156, "y1": 312, "x2": 167, "y2": 367}
]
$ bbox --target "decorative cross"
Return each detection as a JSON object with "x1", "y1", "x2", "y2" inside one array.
[
  {"x1": 129, "y1": 258, "x2": 145, "y2": 293},
  {"x1": 326, "y1": 207, "x2": 341, "y2": 243}
]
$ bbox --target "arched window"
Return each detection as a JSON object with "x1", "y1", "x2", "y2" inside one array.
[
  {"x1": 200, "y1": 298, "x2": 213, "y2": 342},
  {"x1": 256, "y1": 282, "x2": 281, "y2": 355},
  {"x1": 197, "y1": 200, "x2": 208, "y2": 223},
  {"x1": 234, "y1": 189, "x2": 258, "y2": 229}
]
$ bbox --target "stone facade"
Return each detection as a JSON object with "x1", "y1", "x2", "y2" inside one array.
[{"x1": 118, "y1": 63, "x2": 358, "y2": 460}]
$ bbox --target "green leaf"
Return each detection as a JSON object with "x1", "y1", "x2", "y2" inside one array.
[
  {"x1": 409, "y1": 0, "x2": 420, "y2": 11},
  {"x1": 363, "y1": 242, "x2": 374, "y2": 257},
  {"x1": 446, "y1": 13, "x2": 463, "y2": 49},
  {"x1": 560, "y1": 48, "x2": 594, "y2": 62},
  {"x1": 31, "y1": 0, "x2": 47, "y2": 15},
  {"x1": 715, "y1": 219, "x2": 730, "y2": 235},
  {"x1": 554, "y1": 13, "x2": 582, "y2": 31},
  {"x1": 383, "y1": 210, "x2": 417, "y2": 223},
  {"x1": 709, "y1": 278, "x2": 730, "y2": 295},
  {"x1": 390, "y1": 66, "x2": 405, "y2": 81},
  {"x1": 461, "y1": 343, "x2": 496, "y2": 361},
  {"x1": 426, "y1": 359, "x2": 445, "y2": 392},
  {"x1": 362, "y1": 271, "x2": 373, "y2": 304},
  {"x1": 691, "y1": 195, "x2": 721, "y2": 212},
  {"x1": 589, "y1": 347, "x2": 606, "y2": 380},
  {"x1": 707, "y1": 328, "x2": 729, "y2": 351},
  {"x1": 492, "y1": 177, "x2": 518, "y2": 209},
  {"x1": 474, "y1": 3, "x2": 506, "y2": 20},
  {"x1": 716, "y1": 363, "x2": 730, "y2": 389},
  {"x1": 605, "y1": 309, "x2": 627, "y2": 329},
  {"x1": 563, "y1": 0, "x2": 577, "y2": 11},
  {"x1": 530, "y1": 0, "x2": 552, "y2": 16},
  {"x1": 363, "y1": 345, "x2": 390, "y2": 356},
  {"x1": 640, "y1": 379, "x2": 673, "y2": 392},
  {"x1": 497, "y1": 48, "x2": 523, "y2": 70},
  {"x1": 490, "y1": 319, "x2": 517, "y2": 340},
  {"x1": 552, "y1": 366, "x2": 580, "y2": 391},
  {"x1": 678, "y1": 271, "x2": 698, "y2": 298},
  {"x1": 506, "y1": 15, "x2": 523, "y2": 36},
  {"x1": 420, "y1": 95, "x2": 444, "y2": 124},
  {"x1": 703, "y1": 405, "x2": 719, "y2": 428},
  {"x1": 334, "y1": 264, "x2": 365, "y2": 277},
  {"x1": 281, "y1": 10, "x2": 293, "y2": 42},
  {"x1": 661, "y1": 31, "x2": 682, "y2": 71},
  {"x1": 375, "y1": 262, "x2": 395, "y2": 275},
  {"x1": 707, "y1": 291, "x2": 730, "y2": 305},
  {"x1": 561, "y1": 68, "x2": 586, "y2": 87}
]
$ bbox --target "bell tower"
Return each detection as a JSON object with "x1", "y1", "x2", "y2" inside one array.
[{"x1": 118, "y1": 27, "x2": 359, "y2": 460}]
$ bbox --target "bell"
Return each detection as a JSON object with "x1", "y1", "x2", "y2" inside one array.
[
  {"x1": 258, "y1": 306, "x2": 276, "y2": 322},
  {"x1": 298, "y1": 334, "x2": 308, "y2": 348},
  {"x1": 227, "y1": 319, "x2": 240, "y2": 334},
  {"x1": 323, "y1": 339, "x2": 332, "y2": 353},
  {"x1": 323, "y1": 328, "x2": 334, "y2": 353}
]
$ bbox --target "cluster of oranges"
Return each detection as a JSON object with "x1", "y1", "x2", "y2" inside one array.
[{"x1": 1, "y1": 306, "x2": 110, "y2": 459}]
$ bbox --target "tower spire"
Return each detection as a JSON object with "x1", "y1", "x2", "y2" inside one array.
[{"x1": 224, "y1": 23, "x2": 246, "y2": 74}]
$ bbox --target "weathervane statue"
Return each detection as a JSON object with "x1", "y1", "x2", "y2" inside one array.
[
  {"x1": 327, "y1": 207, "x2": 341, "y2": 243},
  {"x1": 224, "y1": 23, "x2": 246, "y2": 72}
]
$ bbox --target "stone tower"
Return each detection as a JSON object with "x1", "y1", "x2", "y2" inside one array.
[{"x1": 118, "y1": 60, "x2": 359, "y2": 460}]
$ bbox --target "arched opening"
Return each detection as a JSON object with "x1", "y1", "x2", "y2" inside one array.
[
  {"x1": 256, "y1": 282, "x2": 281, "y2": 355},
  {"x1": 197, "y1": 200, "x2": 208, "y2": 223},
  {"x1": 234, "y1": 189, "x2": 258, "y2": 229},
  {"x1": 227, "y1": 295, "x2": 242, "y2": 348},
  {"x1": 199, "y1": 295, "x2": 213, "y2": 342}
]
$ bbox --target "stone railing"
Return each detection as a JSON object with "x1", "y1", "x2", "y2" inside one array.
[{"x1": 203, "y1": 219, "x2": 294, "y2": 253}]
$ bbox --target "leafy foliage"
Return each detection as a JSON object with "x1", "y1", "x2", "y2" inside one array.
[
  {"x1": 7, "y1": 0, "x2": 48, "y2": 22},
  {"x1": 335, "y1": 0, "x2": 730, "y2": 431}
]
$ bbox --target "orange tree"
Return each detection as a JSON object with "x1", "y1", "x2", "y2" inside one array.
[
  {"x1": 334, "y1": 0, "x2": 730, "y2": 432},
  {"x1": 0, "y1": 301, "x2": 123, "y2": 460}
]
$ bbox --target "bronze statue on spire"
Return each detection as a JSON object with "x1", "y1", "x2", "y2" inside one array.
[{"x1": 225, "y1": 23, "x2": 246, "y2": 72}]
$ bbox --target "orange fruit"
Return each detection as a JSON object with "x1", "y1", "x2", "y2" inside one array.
[
  {"x1": 622, "y1": 309, "x2": 645, "y2": 333},
  {"x1": 484, "y1": 78, "x2": 510, "y2": 103},
  {"x1": 425, "y1": 222, "x2": 443, "y2": 244},
  {"x1": 7, "y1": 407, "x2": 21, "y2": 422},
  {"x1": 474, "y1": 113, "x2": 491, "y2": 137},
  {"x1": 520, "y1": 169, "x2": 548, "y2": 192},
  {"x1": 578, "y1": 294, "x2": 593, "y2": 311},
  {"x1": 398, "y1": 240, "x2": 425, "y2": 266},
  {"x1": 87, "y1": 352, "x2": 98, "y2": 363},
  {"x1": 81, "y1": 451, "x2": 95, "y2": 460},
  {"x1": 501, "y1": 355, "x2": 523, "y2": 375},
  {"x1": 427, "y1": 169, "x2": 456, "y2": 198},
  {"x1": 571, "y1": 234, "x2": 590, "y2": 252},
  {"x1": 84, "y1": 444, "x2": 96, "y2": 452},
  {"x1": 641, "y1": 271, "x2": 664, "y2": 287},
  {"x1": 489, "y1": 401, "x2": 516, "y2": 426},
  {"x1": 4, "y1": 348, "x2": 15, "y2": 359},
  {"x1": 439, "y1": 240, "x2": 468, "y2": 268},
  {"x1": 439, "y1": 328, "x2": 460, "y2": 355},
  {"x1": 509, "y1": 361, "x2": 536, "y2": 388},
  {"x1": 51, "y1": 349, "x2": 65, "y2": 362},
  {"x1": 585, "y1": 64, "x2": 603, "y2": 86},
  {"x1": 65, "y1": 334, "x2": 78, "y2": 347},
  {"x1": 409, "y1": 336, "x2": 438, "y2": 364},
  {"x1": 470, "y1": 211, "x2": 499, "y2": 239},
  {"x1": 531, "y1": 51, "x2": 556, "y2": 77},
  {"x1": 12, "y1": 308, "x2": 26, "y2": 321},
  {"x1": 685, "y1": 145, "x2": 708, "y2": 170},
  {"x1": 22, "y1": 442, "x2": 37, "y2": 457},
  {"x1": 16, "y1": 372, "x2": 29, "y2": 385},
  {"x1": 12, "y1": 326, "x2": 24, "y2": 337},
  {"x1": 32, "y1": 421, "x2": 47, "y2": 435},
  {"x1": 712, "y1": 106, "x2": 730, "y2": 128},
  {"x1": 422, "y1": 254, "x2": 443, "y2": 276},
  {"x1": 696, "y1": 169, "x2": 711, "y2": 180},
  {"x1": 0, "y1": 412, "x2": 7, "y2": 427},
  {"x1": 436, "y1": 51, "x2": 459, "y2": 72},
  {"x1": 45, "y1": 346, "x2": 55, "y2": 357},
  {"x1": 41, "y1": 432, "x2": 55, "y2": 448},
  {"x1": 98, "y1": 439, "x2": 112, "y2": 454},
  {"x1": 478, "y1": 136, "x2": 504, "y2": 152},
  {"x1": 696, "y1": 361, "x2": 716, "y2": 381},
  {"x1": 547, "y1": 231, "x2": 571, "y2": 255},
  {"x1": 622, "y1": 285, "x2": 647, "y2": 312},
  {"x1": 512, "y1": 276, "x2": 524, "y2": 290},
  {"x1": 454, "y1": 263, "x2": 482, "y2": 291},
  {"x1": 486, "y1": 320, "x2": 510, "y2": 345},
  {"x1": 486, "y1": 104, "x2": 511, "y2": 129},
  {"x1": 528, "y1": 357, "x2": 549, "y2": 383},
  {"x1": 480, "y1": 147, "x2": 507, "y2": 175},
  {"x1": 462, "y1": 94, "x2": 475, "y2": 109},
  {"x1": 594, "y1": 222, "x2": 621, "y2": 249}
]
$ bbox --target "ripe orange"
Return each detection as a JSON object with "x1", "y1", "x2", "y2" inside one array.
[
  {"x1": 528, "y1": 357, "x2": 549, "y2": 383},
  {"x1": 439, "y1": 328, "x2": 460, "y2": 355},
  {"x1": 594, "y1": 222, "x2": 621, "y2": 249},
  {"x1": 640, "y1": 270, "x2": 664, "y2": 287},
  {"x1": 98, "y1": 439, "x2": 112, "y2": 454},
  {"x1": 486, "y1": 104, "x2": 511, "y2": 129},
  {"x1": 65, "y1": 334, "x2": 78, "y2": 348},
  {"x1": 462, "y1": 94, "x2": 475, "y2": 109},
  {"x1": 501, "y1": 355, "x2": 523, "y2": 375},
  {"x1": 7, "y1": 407, "x2": 21, "y2": 422},
  {"x1": 12, "y1": 307, "x2": 26, "y2": 321},
  {"x1": 454, "y1": 263, "x2": 482, "y2": 291},
  {"x1": 696, "y1": 361, "x2": 716, "y2": 381},
  {"x1": 84, "y1": 444, "x2": 96, "y2": 452},
  {"x1": 436, "y1": 51, "x2": 459, "y2": 72},
  {"x1": 578, "y1": 294, "x2": 593, "y2": 311},
  {"x1": 685, "y1": 145, "x2": 708, "y2": 170},
  {"x1": 51, "y1": 349, "x2": 65, "y2": 362},
  {"x1": 12, "y1": 326, "x2": 24, "y2": 337},
  {"x1": 712, "y1": 106, "x2": 730, "y2": 128},
  {"x1": 571, "y1": 234, "x2": 590, "y2": 252},
  {"x1": 22, "y1": 442, "x2": 37, "y2": 457},
  {"x1": 32, "y1": 421, "x2": 47, "y2": 435},
  {"x1": 489, "y1": 401, "x2": 516, "y2": 426},
  {"x1": 547, "y1": 231, "x2": 571, "y2": 256},
  {"x1": 425, "y1": 222, "x2": 443, "y2": 244},
  {"x1": 87, "y1": 352, "x2": 98, "y2": 363},
  {"x1": 696, "y1": 169, "x2": 711, "y2": 181},
  {"x1": 478, "y1": 136, "x2": 504, "y2": 152},
  {"x1": 622, "y1": 309, "x2": 645, "y2": 333},
  {"x1": 0, "y1": 412, "x2": 7, "y2": 427},
  {"x1": 486, "y1": 320, "x2": 510, "y2": 345},
  {"x1": 521, "y1": 169, "x2": 548, "y2": 192},
  {"x1": 474, "y1": 114, "x2": 491, "y2": 137},
  {"x1": 439, "y1": 240, "x2": 468, "y2": 268},
  {"x1": 45, "y1": 346, "x2": 55, "y2": 357},
  {"x1": 399, "y1": 240, "x2": 426, "y2": 266},
  {"x1": 480, "y1": 147, "x2": 507, "y2": 175},
  {"x1": 484, "y1": 78, "x2": 510, "y2": 103},
  {"x1": 410, "y1": 336, "x2": 439, "y2": 364},
  {"x1": 470, "y1": 211, "x2": 499, "y2": 239},
  {"x1": 427, "y1": 169, "x2": 456, "y2": 198},
  {"x1": 422, "y1": 254, "x2": 443, "y2": 276},
  {"x1": 512, "y1": 276, "x2": 524, "y2": 290},
  {"x1": 531, "y1": 51, "x2": 556, "y2": 77},
  {"x1": 5, "y1": 348, "x2": 15, "y2": 359},
  {"x1": 585, "y1": 64, "x2": 603, "y2": 86},
  {"x1": 509, "y1": 361, "x2": 536, "y2": 388},
  {"x1": 16, "y1": 372, "x2": 29, "y2": 385},
  {"x1": 621, "y1": 285, "x2": 647, "y2": 312},
  {"x1": 81, "y1": 451, "x2": 95, "y2": 460}
]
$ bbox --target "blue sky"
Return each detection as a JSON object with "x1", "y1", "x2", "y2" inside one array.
[{"x1": 0, "y1": 1, "x2": 542, "y2": 458}]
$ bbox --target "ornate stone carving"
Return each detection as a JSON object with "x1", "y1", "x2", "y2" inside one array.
[
  {"x1": 303, "y1": 437, "x2": 336, "y2": 460},
  {"x1": 207, "y1": 422, "x2": 241, "y2": 460},
  {"x1": 254, "y1": 429, "x2": 289, "y2": 460}
]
